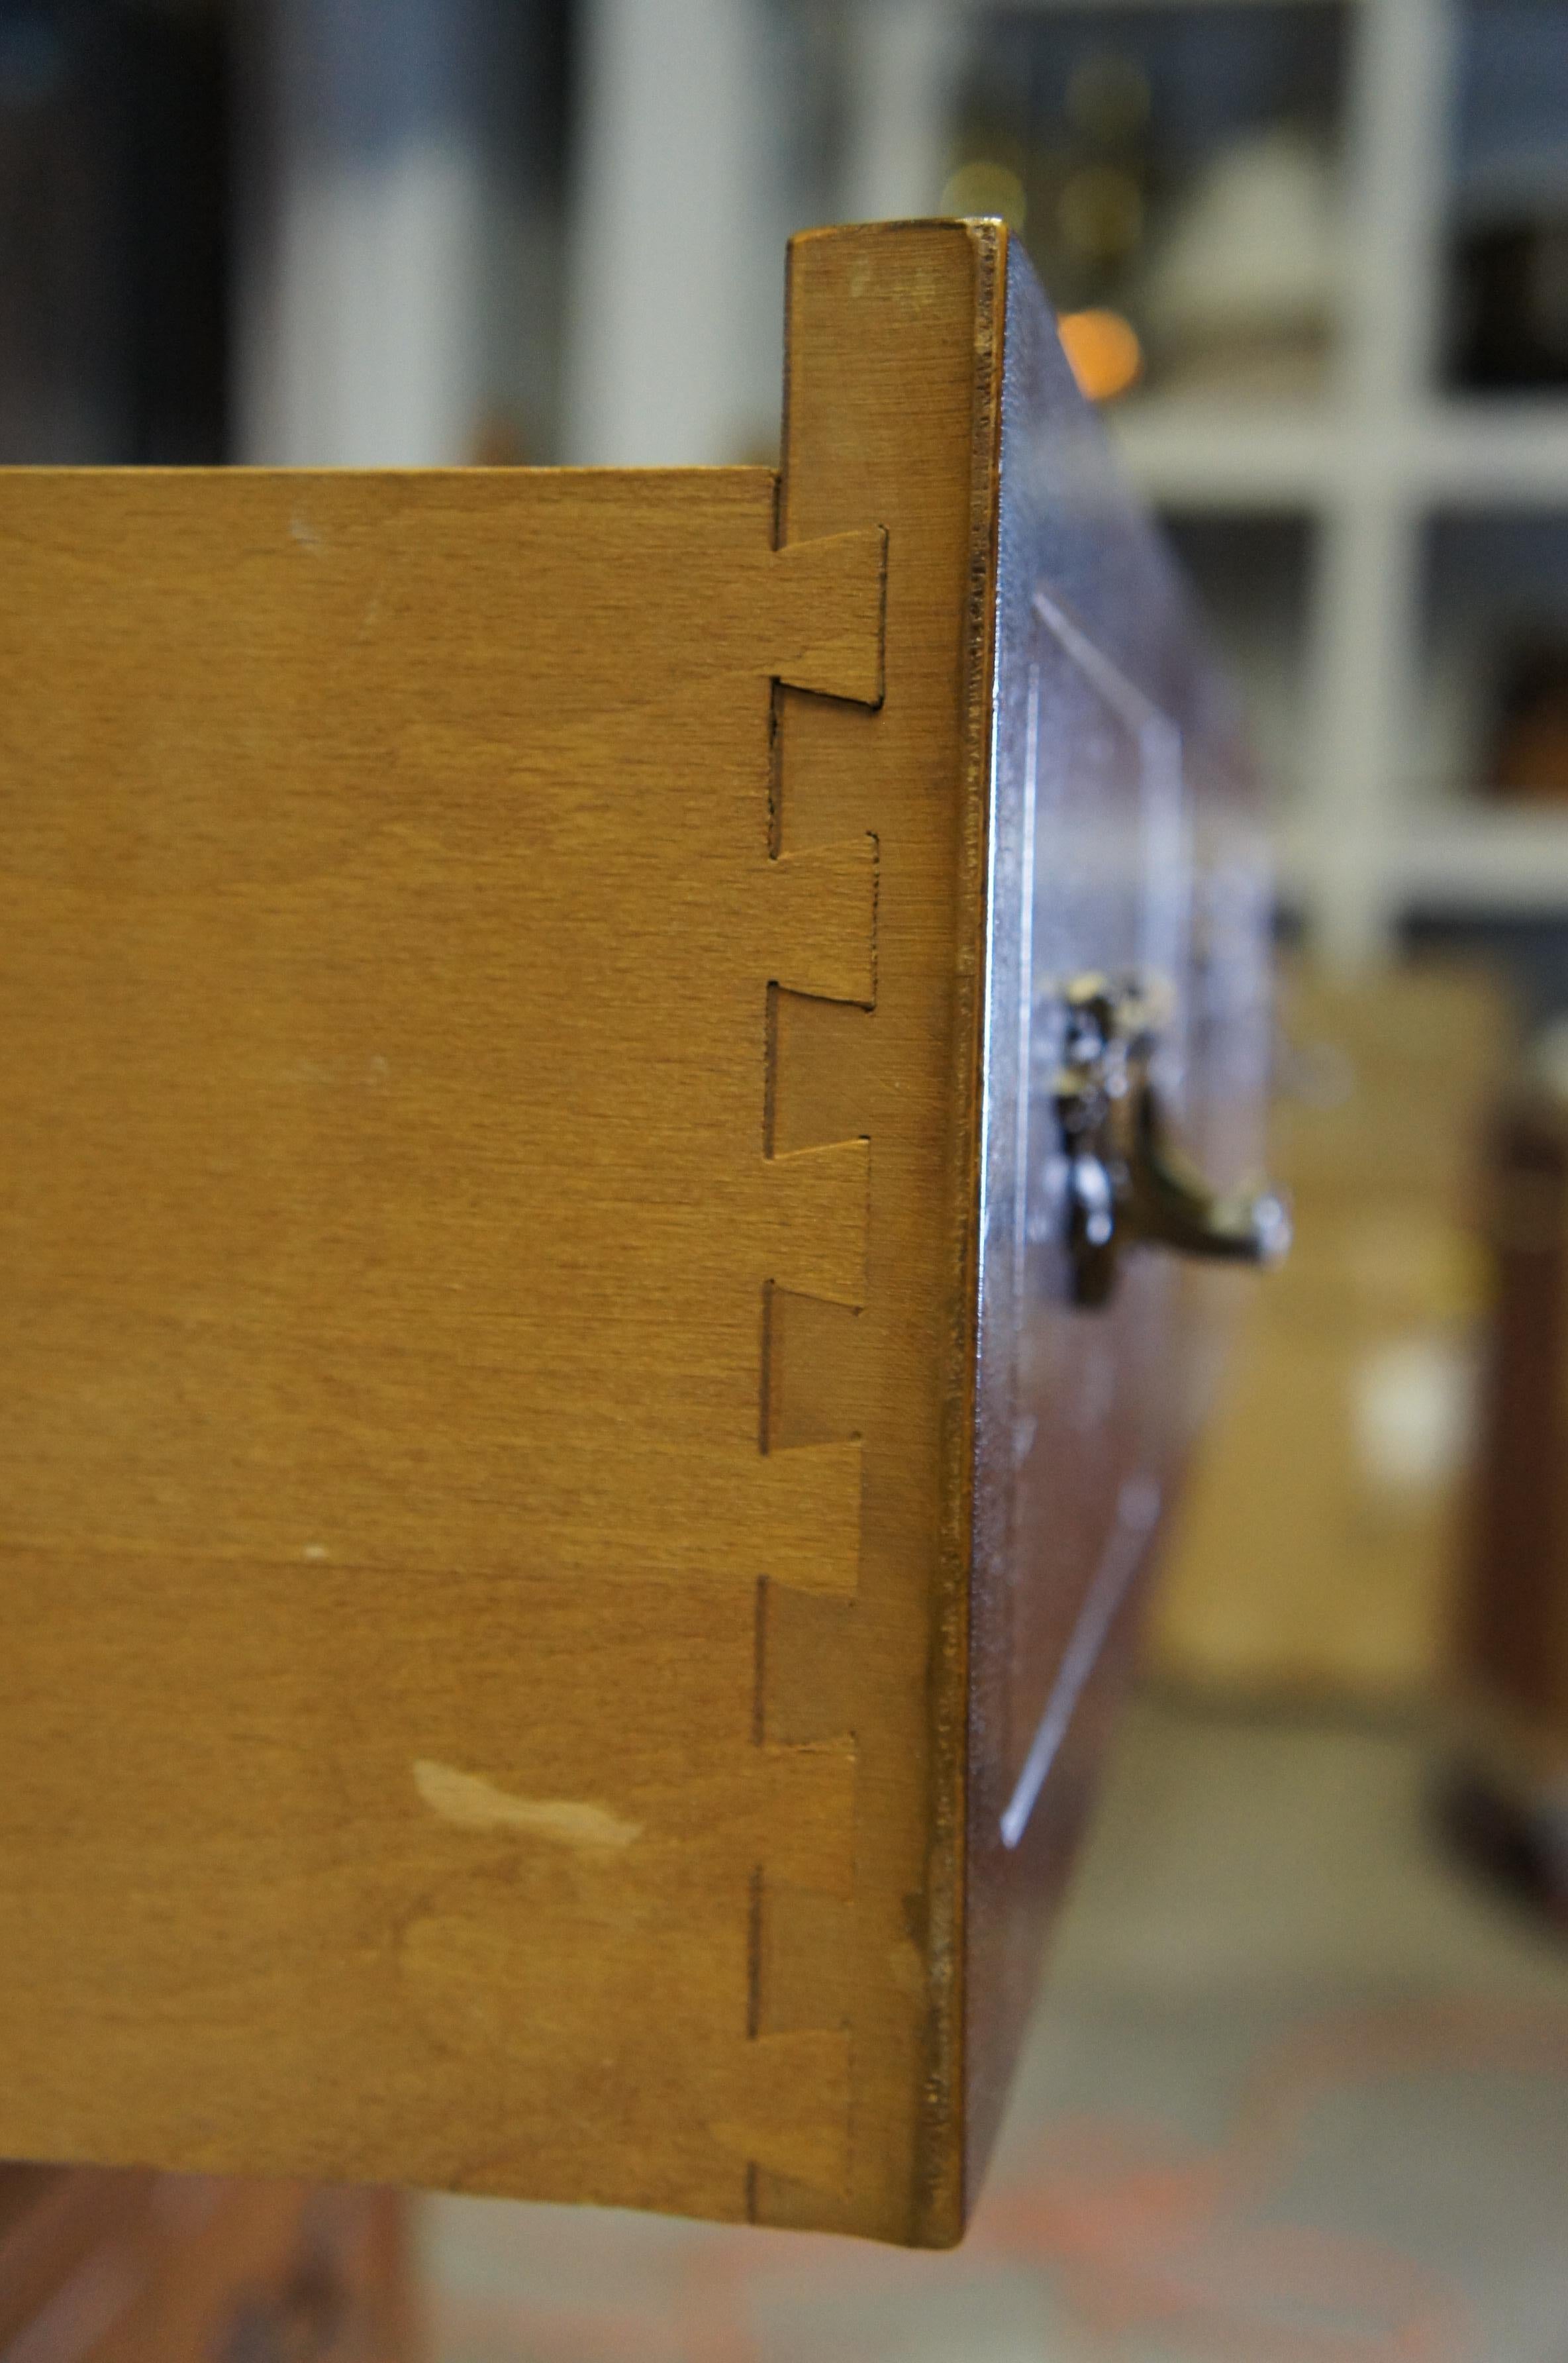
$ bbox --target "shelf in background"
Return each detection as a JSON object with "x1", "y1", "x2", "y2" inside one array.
[
  {"x1": 1278, "y1": 807, "x2": 1568, "y2": 913},
  {"x1": 1114, "y1": 402, "x2": 1568, "y2": 510},
  {"x1": 834, "y1": 0, "x2": 1568, "y2": 970},
  {"x1": 1393, "y1": 809, "x2": 1568, "y2": 909}
]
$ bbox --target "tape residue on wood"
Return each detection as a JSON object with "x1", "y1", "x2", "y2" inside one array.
[{"x1": 413, "y1": 1760, "x2": 642, "y2": 1852}]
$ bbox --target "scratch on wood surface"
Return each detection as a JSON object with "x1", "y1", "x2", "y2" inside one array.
[{"x1": 413, "y1": 1760, "x2": 642, "y2": 1852}]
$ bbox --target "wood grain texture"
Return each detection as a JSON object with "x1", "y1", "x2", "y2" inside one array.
[
  {"x1": 0, "y1": 226, "x2": 1004, "y2": 2247},
  {"x1": 756, "y1": 221, "x2": 1003, "y2": 2246},
  {"x1": 0, "y1": 462, "x2": 889, "y2": 2225}
]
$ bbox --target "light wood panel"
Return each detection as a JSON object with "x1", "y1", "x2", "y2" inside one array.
[{"x1": 759, "y1": 220, "x2": 1003, "y2": 2245}]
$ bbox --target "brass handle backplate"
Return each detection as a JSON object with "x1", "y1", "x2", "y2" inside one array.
[{"x1": 1052, "y1": 973, "x2": 1290, "y2": 1310}]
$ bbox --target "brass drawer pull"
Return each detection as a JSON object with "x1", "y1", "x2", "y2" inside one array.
[{"x1": 1054, "y1": 973, "x2": 1290, "y2": 1309}]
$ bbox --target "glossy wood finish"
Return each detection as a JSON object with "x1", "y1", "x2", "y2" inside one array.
[{"x1": 965, "y1": 244, "x2": 1271, "y2": 2203}]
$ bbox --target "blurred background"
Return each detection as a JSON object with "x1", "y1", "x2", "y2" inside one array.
[{"x1": 5, "y1": 1, "x2": 1568, "y2": 2358}]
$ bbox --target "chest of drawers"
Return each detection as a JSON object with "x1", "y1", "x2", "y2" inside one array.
[{"x1": 0, "y1": 219, "x2": 1275, "y2": 2246}]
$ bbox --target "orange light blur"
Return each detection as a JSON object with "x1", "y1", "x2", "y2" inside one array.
[{"x1": 1057, "y1": 308, "x2": 1144, "y2": 403}]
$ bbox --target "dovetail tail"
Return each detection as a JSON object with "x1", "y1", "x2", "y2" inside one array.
[
  {"x1": 746, "y1": 1863, "x2": 764, "y2": 2041},
  {"x1": 752, "y1": 1573, "x2": 769, "y2": 1748}
]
